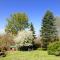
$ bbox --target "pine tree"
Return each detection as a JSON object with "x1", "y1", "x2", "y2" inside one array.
[
  {"x1": 30, "y1": 22, "x2": 36, "y2": 39},
  {"x1": 40, "y1": 10, "x2": 59, "y2": 50}
]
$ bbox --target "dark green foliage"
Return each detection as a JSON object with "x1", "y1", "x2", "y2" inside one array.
[
  {"x1": 40, "y1": 10, "x2": 59, "y2": 50},
  {"x1": 30, "y1": 23, "x2": 37, "y2": 49},
  {"x1": 30, "y1": 22, "x2": 36, "y2": 39},
  {"x1": 5, "y1": 13, "x2": 29, "y2": 35},
  {"x1": 18, "y1": 45, "x2": 33, "y2": 51},
  {"x1": 48, "y1": 41, "x2": 60, "y2": 56},
  {"x1": 0, "y1": 50, "x2": 6, "y2": 57}
]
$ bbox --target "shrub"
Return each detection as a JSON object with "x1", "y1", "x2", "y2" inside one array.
[
  {"x1": 55, "y1": 51, "x2": 60, "y2": 56},
  {"x1": 0, "y1": 34, "x2": 15, "y2": 51},
  {"x1": 33, "y1": 37, "x2": 41, "y2": 50},
  {"x1": 48, "y1": 41, "x2": 60, "y2": 56}
]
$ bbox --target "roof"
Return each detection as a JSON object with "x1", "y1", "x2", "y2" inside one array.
[{"x1": 10, "y1": 45, "x2": 17, "y2": 48}]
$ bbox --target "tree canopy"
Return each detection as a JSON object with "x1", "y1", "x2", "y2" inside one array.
[
  {"x1": 14, "y1": 30, "x2": 34, "y2": 46},
  {"x1": 40, "y1": 10, "x2": 59, "y2": 50},
  {"x1": 5, "y1": 13, "x2": 29, "y2": 35}
]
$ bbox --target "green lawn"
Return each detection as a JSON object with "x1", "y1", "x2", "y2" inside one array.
[{"x1": 0, "y1": 50, "x2": 60, "y2": 60}]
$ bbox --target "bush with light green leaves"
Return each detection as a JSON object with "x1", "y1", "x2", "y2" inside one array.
[{"x1": 48, "y1": 41, "x2": 60, "y2": 56}]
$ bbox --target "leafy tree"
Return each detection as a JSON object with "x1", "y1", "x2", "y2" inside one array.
[
  {"x1": 30, "y1": 22, "x2": 36, "y2": 39},
  {"x1": 14, "y1": 30, "x2": 34, "y2": 46},
  {"x1": 40, "y1": 10, "x2": 59, "y2": 50},
  {"x1": 5, "y1": 13, "x2": 29, "y2": 35}
]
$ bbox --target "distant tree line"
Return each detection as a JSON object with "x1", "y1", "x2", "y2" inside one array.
[{"x1": 0, "y1": 10, "x2": 59, "y2": 51}]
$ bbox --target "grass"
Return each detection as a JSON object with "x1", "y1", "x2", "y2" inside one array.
[{"x1": 0, "y1": 50, "x2": 60, "y2": 60}]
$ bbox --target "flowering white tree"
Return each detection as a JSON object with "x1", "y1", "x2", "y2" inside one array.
[{"x1": 14, "y1": 30, "x2": 34, "y2": 46}]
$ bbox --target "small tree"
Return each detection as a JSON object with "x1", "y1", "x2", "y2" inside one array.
[
  {"x1": 40, "y1": 10, "x2": 59, "y2": 50},
  {"x1": 14, "y1": 30, "x2": 34, "y2": 47}
]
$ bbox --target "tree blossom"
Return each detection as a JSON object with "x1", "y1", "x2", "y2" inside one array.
[{"x1": 14, "y1": 30, "x2": 34, "y2": 46}]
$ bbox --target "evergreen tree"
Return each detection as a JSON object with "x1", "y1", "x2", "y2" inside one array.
[
  {"x1": 40, "y1": 10, "x2": 59, "y2": 50},
  {"x1": 30, "y1": 22, "x2": 36, "y2": 39},
  {"x1": 30, "y1": 23, "x2": 36, "y2": 49}
]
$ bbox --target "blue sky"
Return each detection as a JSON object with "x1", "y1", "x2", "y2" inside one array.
[{"x1": 0, "y1": 0, "x2": 60, "y2": 35}]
